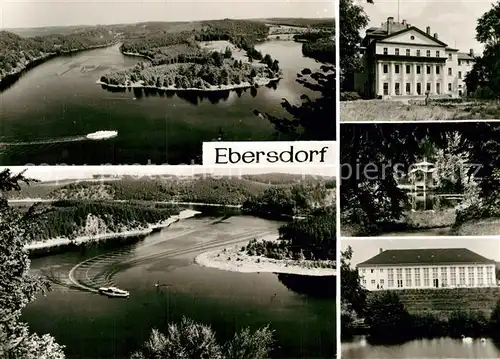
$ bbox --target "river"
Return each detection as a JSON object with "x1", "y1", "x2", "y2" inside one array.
[
  {"x1": 342, "y1": 336, "x2": 500, "y2": 358},
  {"x1": 22, "y1": 210, "x2": 336, "y2": 359},
  {"x1": 0, "y1": 41, "x2": 320, "y2": 165}
]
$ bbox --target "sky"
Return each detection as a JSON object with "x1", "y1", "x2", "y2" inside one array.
[
  {"x1": 0, "y1": 164, "x2": 336, "y2": 182},
  {"x1": 0, "y1": 0, "x2": 334, "y2": 29},
  {"x1": 359, "y1": 0, "x2": 495, "y2": 54},
  {"x1": 342, "y1": 238, "x2": 500, "y2": 266}
]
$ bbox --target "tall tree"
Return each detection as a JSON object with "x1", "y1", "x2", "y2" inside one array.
[{"x1": 0, "y1": 169, "x2": 65, "y2": 358}]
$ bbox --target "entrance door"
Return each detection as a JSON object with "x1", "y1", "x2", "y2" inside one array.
[
  {"x1": 433, "y1": 279, "x2": 439, "y2": 288},
  {"x1": 417, "y1": 83, "x2": 422, "y2": 95}
]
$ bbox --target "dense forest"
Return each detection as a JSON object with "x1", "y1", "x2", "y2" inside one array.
[
  {"x1": 244, "y1": 206, "x2": 335, "y2": 262},
  {"x1": 242, "y1": 183, "x2": 332, "y2": 217},
  {"x1": 100, "y1": 55, "x2": 280, "y2": 89},
  {"x1": 0, "y1": 28, "x2": 117, "y2": 80},
  {"x1": 24, "y1": 200, "x2": 180, "y2": 241}
]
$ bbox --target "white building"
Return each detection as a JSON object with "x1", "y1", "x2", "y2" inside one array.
[
  {"x1": 357, "y1": 248, "x2": 497, "y2": 291},
  {"x1": 354, "y1": 17, "x2": 475, "y2": 99}
]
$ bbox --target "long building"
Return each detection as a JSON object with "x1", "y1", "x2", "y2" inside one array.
[
  {"x1": 354, "y1": 17, "x2": 475, "y2": 99},
  {"x1": 357, "y1": 248, "x2": 497, "y2": 291}
]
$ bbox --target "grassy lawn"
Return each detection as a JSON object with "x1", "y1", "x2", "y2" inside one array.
[
  {"x1": 340, "y1": 99, "x2": 500, "y2": 122},
  {"x1": 370, "y1": 288, "x2": 500, "y2": 318}
]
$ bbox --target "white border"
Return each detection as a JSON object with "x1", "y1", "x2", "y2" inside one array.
[{"x1": 335, "y1": 0, "x2": 341, "y2": 356}]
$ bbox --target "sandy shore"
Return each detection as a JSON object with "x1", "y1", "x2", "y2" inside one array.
[
  {"x1": 96, "y1": 75, "x2": 280, "y2": 93},
  {"x1": 25, "y1": 209, "x2": 200, "y2": 250},
  {"x1": 194, "y1": 235, "x2": 336, "y2": 277}
]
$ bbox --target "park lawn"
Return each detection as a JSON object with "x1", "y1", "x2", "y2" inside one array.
[{"x1": 340, "y1": 99, "x2": 500, "y2": 122}]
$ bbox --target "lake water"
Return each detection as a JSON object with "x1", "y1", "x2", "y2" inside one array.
[
  {"x1": 0, "y1": 41, "x2": 321, "y2": 165},
  {"x1": 22, "y1": 212, "x2": 336, "y2": 359},
  {"x1": 342, "y1": 336, "x2": 500, "y2": 358}
]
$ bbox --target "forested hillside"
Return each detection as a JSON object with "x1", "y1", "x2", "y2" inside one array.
[
  {"x1": 25, "y1": 200, "x2": 180, "y2": 241},
  {"x1": 0, "y1": 28, "x2": 117, "y2": 81}
]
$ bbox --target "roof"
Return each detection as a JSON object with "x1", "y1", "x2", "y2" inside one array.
[
  {"x1": 357, "y1": 248, "x2": 495, "y2": 267},
  {"x1": 458, "y1": 52, "x2": 475, "y2": 60}
]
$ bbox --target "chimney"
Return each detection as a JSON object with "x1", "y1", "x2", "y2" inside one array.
[
  {"x1": 426, "y1": 26, "x2": 431, "y2": 35},
  {"x1": 433, "y1": 33, "x2": 438, "y2": 40},
  {"x1": 379, "y1": 248, "x2": 383, "y2": 254},
  {"x1": 387, "y1": 17, "x2": 394, "y2": 34},
  {"x1": 402, "y1": 19, "x2": 407, "y2": 26},
  {"x1": 470, "y1": 48, "x2": 474, "y2": 57}
]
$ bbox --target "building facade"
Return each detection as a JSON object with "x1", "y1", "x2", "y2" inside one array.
[
  {"x1": 357, "y1": 248, "x2": 497, "y2": 291},
  {"x1": 355, "y1": 17, "x2": 475, "y2": 99}
]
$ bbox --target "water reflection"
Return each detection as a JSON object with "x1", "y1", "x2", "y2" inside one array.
[
  {"x1": 100, "y1": 80, "x2": 281, "y2": 106},
  {"x1": 277, "y1": 273, "x2": 336, "y2": 298}
]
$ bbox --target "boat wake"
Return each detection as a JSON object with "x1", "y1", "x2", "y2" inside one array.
[
  {"x1": 0, "y1": 130, "x2": 118, "y2": 148},
  {"x1": 0, "y1": 135, "x2": 88, "y2": 147}
]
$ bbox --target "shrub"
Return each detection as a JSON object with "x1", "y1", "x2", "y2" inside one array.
[{"x1": 340, "y1": 92, "x2": 361, "y2": 101}]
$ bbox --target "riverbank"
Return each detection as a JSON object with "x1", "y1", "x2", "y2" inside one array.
[
  {"x1": 96, "y1": 75, "x2": 280, "y2": 93},
  {"x1": 25, "y1": 209, "x2": 200, "y2": 253},
  {"x1": 194, "y1": 234, "x2": 336, "y2": 276},
  {"x1": 0, "y1": 42, "x2": 117, "y2": 85}
]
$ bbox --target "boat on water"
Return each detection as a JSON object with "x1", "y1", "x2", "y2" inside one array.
[
  {"x1": 98, "y1": 286, "x2": 129, "y2": 298},
  {"x1": 86, "y1": 130, "x2": 118, "y2": 140}
]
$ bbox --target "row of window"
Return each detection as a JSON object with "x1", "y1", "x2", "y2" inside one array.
[
  {"x1": 381, "y1": 64, "x2": 464, "y2": 77},
  {"x1": 383, "y1": 47, "x2": 441, "y2": 58},
  {"x1": 362, "y1": 266, "x2": 494, "y2": 289},
  {"x1": 382, "y1": 82, "x2": 448, "y2": 95}
]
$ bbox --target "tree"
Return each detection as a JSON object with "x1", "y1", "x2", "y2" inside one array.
[
  {"x1": 339, "y1": 0, "x2": 371, "y2": 88},
  {"x1": 364, "y1": 291, "x2": 411, "y2": 342},
  {"x1": 340, "y1": 246, "x2": 367, "y2": 317},
  {"x1": 130, "y1": 316, "x2": 274, "y2": 359},
  {"x1": 490, "y1": 300, "x2": 500, "y2": 337},
  {"x1": 224, "y1": 46, "x2": 232, "y2": 59},
  {"x1": 0, "y1": 169, "x2": 66, "y2": 358}
]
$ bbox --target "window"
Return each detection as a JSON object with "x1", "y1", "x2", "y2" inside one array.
[
  {"x1": 395, "y1": 64, "x2": 400, "y2": 74},
  {"x1": 436, "y1": 83, "x2": 441, "y2": 94},
  {"x1": 383, "y1": 83, "x2": 389, "y2": 95},
  {"x1": 362, "y1": 279, "x2": 367, "y2": 286},
  {"x1": 414, "y1": 268, "x2": 421, "y2": 287},
  {"x1": 370, "y1": 269, "x2": 374, "y2": 273},
  {"x1": 411, "y1": 35, "x2": 415, "y2": 40},
  {"x1": 406, "y1": 65, "x2": 411, "y2": 74},
  {"x1": 405, "y1": 268, "x2": 412, "y2": 287},
  {"x1": 458, "y1": 60, "x2": 461, "y2": 66},
  {"x1": 380, "y1": 279, "x2": 385, "y2": 287},
  {"x1": 432, "y1": 267, "x2": 439, "y2": 287},
  {"x1": 397, "y1": 268, "x2": 403, "y2": 288},
  {"x1": 467, "y1": 60, "x2": 470, "y2": 65},
  {"x1": 441, "y1": 267, "x2": 448, "y2": 287},
  {"x1": 383, "y1": 64, "x2": 388, "y2": 73},
  {"x1": 450, "y1": 267, "x2": 457, "y2": 286},
  {"x1": 478, "y1": 267, "x2": 484, "y2": 286},
  {"x1": 395, "y1": 48, "x2": 400, "y2": 56},
  {"x1": 416, "y1": 50, "x2": 421, "y2": 56},
  {"x1": 406, "y1": 49, "x2": 410, "y2": 56},
  {"x1": 426, "y1": 50, "x2": 431, "y2": 57},
  {"x1": 406, "y1": 82, "x2": 411, "y2": 95},
  {"x1": 459, "y1": 267, "x2": 466, "y2": 286},
  {"x1": 423, "y1": 268, "x2": 430, "y2": 287},
  {"x1": 448, "y1": 68, "x2": 452, "y2": 76},
  {"x1": 458, "y1": 71, "x2": 462, "y2": 79},
  {"x1": 468, "y1": 267, "x2": 475, "y2": 287},
  {"x1": 388, "y1": 268, "x2": 394, "y2": 288},
  {"x1": 395, "y1": 82, "x2": 400, "y2": 95},
  {"x1": 417, "y1": 65, "x2": 421, "y2": 74},
  {"x1": 427, "y1": 65, "x2": 431, "y2": 74},
  {"x1": 383, "y1": 47, "x2": 388, "y2": 55},
  {"x1": 448, "y1": 53, "x2": 452, "y2": 60},
  {"x1": 380, "y1": 268, "x2": 384, "y2": 272},
  {"x1": 436, "y1": 66, "x2": 440, "y2": 75},
  {"x1": 426, "y1": 83, "x2": 431, "y2": 92},
  {"x1": 487, "y1": 266, "x2": 494, "y2": 285},
  {"x1": 436, "y1": 50, "x2": 440, "y2": 57},
  {"x1": 417, "y1": 83, "x2": 422, "y2": 95},
  {"x1": 361, "y1": 269, "x2": 366, "y2": 273},
  {"x1": 371, "y1": 279, "x2": 376, "y2": 285},
  {"x1": 448, "y1": 83, "x2": 452, "y2": 91}
]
